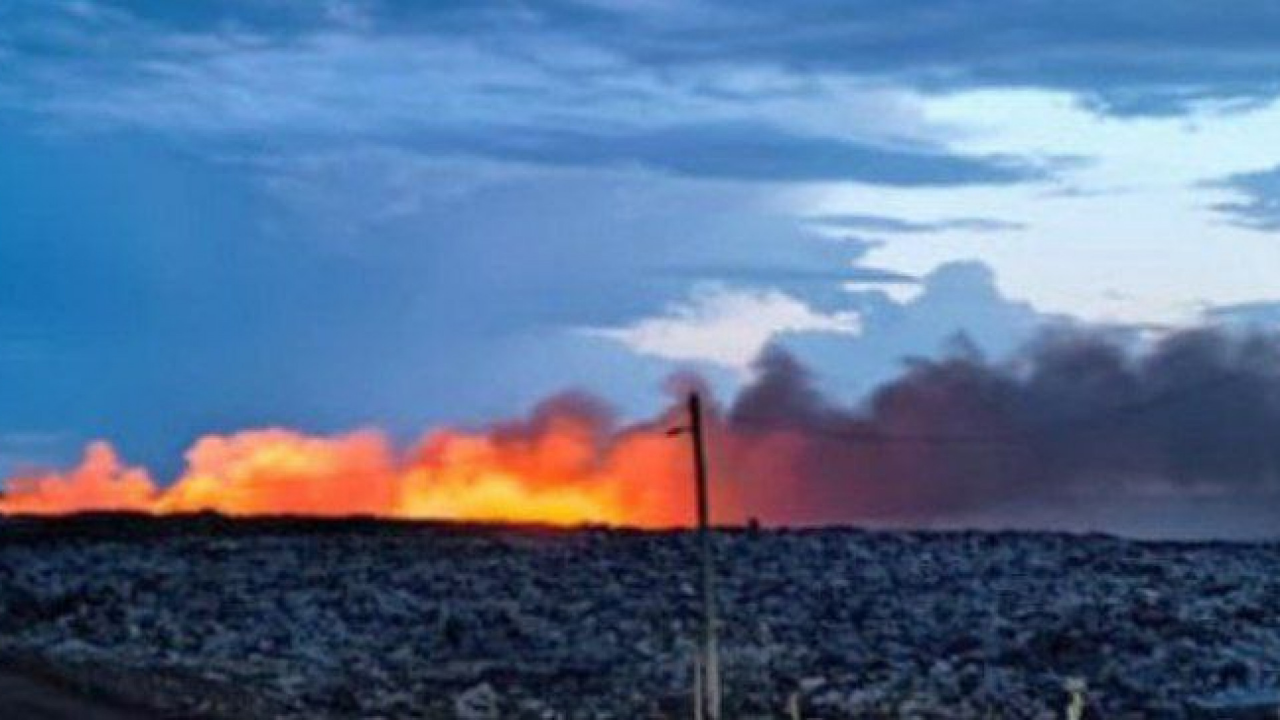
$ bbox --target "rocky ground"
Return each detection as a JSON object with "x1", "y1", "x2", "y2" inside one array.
[{"x1": 0, "y1": 514, "x2": 1278, "y2": 719}]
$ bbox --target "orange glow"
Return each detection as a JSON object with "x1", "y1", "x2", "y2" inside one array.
[
  {"x1": 0, "y1": 442, "x2": 156, "y2": 515},
  {"x1": 0, "y1": 404, "x2": 700, "y2": 527}
]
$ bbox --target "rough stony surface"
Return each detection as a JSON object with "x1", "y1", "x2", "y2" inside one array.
[{"x1": 0, "y1": 515, "x2": 1278, "y2": 719}]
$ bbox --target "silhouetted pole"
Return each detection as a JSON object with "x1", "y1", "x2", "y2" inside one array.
[
  {"x1": 688, "y1": 392, "x2": 721, "y2": 720},
  {"x1": 693, "y1": 649, "x2": 704, "y2": 720}
]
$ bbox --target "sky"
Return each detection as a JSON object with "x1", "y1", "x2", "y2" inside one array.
[{"x1": 4, "y1": 0, "x2": 1280, "y2": 477}]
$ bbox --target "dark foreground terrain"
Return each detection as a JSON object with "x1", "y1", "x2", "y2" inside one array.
[
  {"x1": 0, "y1": 668, "x2": 154, "y2": 719},
  {"x1": 0, "y1": 514, "x2": 1278, "y2": 719}
]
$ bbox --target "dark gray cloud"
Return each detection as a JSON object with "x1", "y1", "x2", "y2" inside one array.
[
  {"x1": 716, "y1": 326, "x2": 1280, "y2": 533},
  {"x1": 1209, "y1": 166, "x2": 1280, "y2": 230},
  {"x1": 808, "y1": 213, "x2": 1026, "y2": 234},
  {"x1": 395, "y1": 1, "x2": 1280, "y2": 115},
  {"x1": 13, "y1": 0, "x2": 1276, "y2": 140},
  {"x1": 84, "y1": 0, "x2": 1280, "y2": 116},
  {"x1": 655, "y1": 263, "x2": 914, "y2": 286},
  {"x1": 577, "y1": 0, "x2": 1280, "y2": 116},
  {"x1": 0, "y1": 3, "x2": 1061, "y2": 189},
  {"x1": 455, "y1": 122, "x2": 1048, "y2": 186}
]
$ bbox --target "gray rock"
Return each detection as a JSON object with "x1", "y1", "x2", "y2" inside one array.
[{"x1": 454, "y1": 682, "x2": 500, "y2": 720}]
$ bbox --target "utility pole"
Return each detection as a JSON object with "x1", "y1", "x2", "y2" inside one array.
[{"x1": 687, "y1": 392, "x2": 721, "y2": 720}]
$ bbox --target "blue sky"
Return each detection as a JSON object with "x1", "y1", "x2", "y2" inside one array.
[{"x1": 3, "y1": 0, "x2": 1280, "y2": 475}]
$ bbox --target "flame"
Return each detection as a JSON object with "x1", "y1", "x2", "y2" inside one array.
[
  {"x1": 0, "y1": 442, "x2": 156, "y2": 515},
  {"x1": 0, "y1": 403, "x2": 699, "y2": 527}
]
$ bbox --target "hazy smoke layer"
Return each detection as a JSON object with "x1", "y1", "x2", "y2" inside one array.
[{"x1": 712, "y1": 327, "x2": 1280, "y2": 533}]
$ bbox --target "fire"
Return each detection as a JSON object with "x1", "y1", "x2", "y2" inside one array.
[
  {"x1": 0, "y1": 442, "x2": 156, "y2": 515},
  {"x1": 0, "y1": 402, "x2": 698, "y2": 527}
]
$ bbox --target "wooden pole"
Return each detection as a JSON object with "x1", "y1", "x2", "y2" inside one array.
[{"x1": 688, "y1": 392, "x2": 721, "y2": 720}]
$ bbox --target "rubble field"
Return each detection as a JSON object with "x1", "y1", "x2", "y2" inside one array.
[{"x1": 0, "y1": 514, "x2": 1278, "y2": 719}]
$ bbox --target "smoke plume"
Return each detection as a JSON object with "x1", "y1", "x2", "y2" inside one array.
[
  {"x1": 4, "y1": 326, "x2": 1280, "y2": 536},
  {"x1": 716, "y1": 326, "x2": 1280, "y2": 533}
]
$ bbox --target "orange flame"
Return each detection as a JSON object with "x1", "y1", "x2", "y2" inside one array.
[{"x1": 0, "y1": 405, "x2": 701, "y2": 527}]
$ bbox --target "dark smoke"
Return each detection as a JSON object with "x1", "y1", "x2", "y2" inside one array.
[{"x1": 713, "y1": 327, "x2": 1280, "y2": 536}]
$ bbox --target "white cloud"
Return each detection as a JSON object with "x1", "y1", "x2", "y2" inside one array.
[
  {"x1": 585, "y1": 285, "x2": 859, "y2": 371},
  {"x1": 789, "y1": 89, "x2": 1280, "y2": 326}
]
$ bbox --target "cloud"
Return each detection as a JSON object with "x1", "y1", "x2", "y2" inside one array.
[
  {"x1": 807, "y1": 213, "x2": 1026, "y2": 234},
  {"x1": 782, "y1": 261, "x2": 1053, "y2": 396},
  {"x1": 462, "y1": 122, "x2": 1049, "y2": 186},
  {"x1": 1206, "y1": 300, "x2": 1280, "y2": 327},
  {"x1": 1209, "y1": 165, "x2": 1280, "y2": 230},
  {"x1": 585, "y1": 285, "x2": 860, "y2": 371},
  {"x1": 0, "y1": 3, "x2": 1058, "y2": 187},
  {"x1": 654, "y1": 262, "x2": 914, "y2": 287},
  {"x1": 575, "y1": 0, "x2": 1280, "y2": 116},
  {"x1": 10, "y1": 0, "x2": 1280, "y2": 125},
  {"x1": 580, "y1": 257, "x2": 1060, "y2": 409}
]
